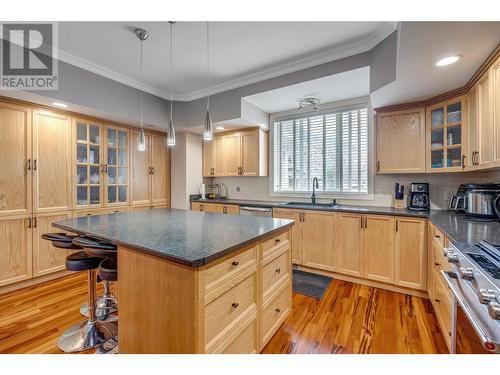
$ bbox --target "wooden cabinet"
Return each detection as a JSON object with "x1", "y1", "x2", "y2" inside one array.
[
  {"x1": 301, "y1": 211, "x2": 336, "y2": 272},
  {"x1": 130, "y1": 130, "x2": 170, "y2": 208},
  {"x1": 0, "y1": 215, "x2": 32, "y2": 286},
  {"x1": 491, "y1": 57, "x2": 500, "y2": 166},
  {"x1": 363, "y1": 215, "x2": 395, "y2": 283},
  {"x1": 33, "y1": 110, "x2": 72, "y2": 213},
  {"x1": 376, "y1": 108, "x2": 426, "y2": 174},
  {"x1": 104, "y1": 125, "x2": 129, "y2": 207},
  {"x1": 336, "y1": 213, "x2": 364, "y2": 277},
  {"x1": 191, "y1": 202, "x2": 239, "y2": 215},
  {"x1": 468, "y1": 72, "x2": 494, "y2": 170},
  {"x1": 426, "y1": 96, "x2": 467, "y2": 172},
  {"x1": 272, "y1": 208, "x2": 302, "y2": 264},
  {"x1": 32, "y1": 211, "x2": 72, "y2": 277},
  {"x1": 0, "y1": 102, "x2": 32, "y2": 217},
  {"x1": 394, "y1": 217, "x2": 427, "y2": 290},
  {"x1": 202, "y1": 128, "x2": 268, "y2": 177}
]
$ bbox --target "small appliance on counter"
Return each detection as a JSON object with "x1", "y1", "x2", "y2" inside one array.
[
  {"x1": 408, "y1": 182, "x2": 430, "y2": 211},
  {"x1": 449, "y1": 183, "x2": 500, "y2": 219},
  {"x1": 393, "y1": 183, "x2": 405, "y2": 209}
]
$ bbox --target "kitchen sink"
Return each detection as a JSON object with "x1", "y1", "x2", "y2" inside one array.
[{"x1": 279, "y1": 201, "x2": 339, "y2": 208}]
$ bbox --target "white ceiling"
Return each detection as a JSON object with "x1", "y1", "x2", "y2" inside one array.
[
  {"x1": 244, "y1": 67, "x2": 370, "y2": 113},
  {"x1": 57, "y1": 21, "x2": 396, "y2": 101},
  {"x1": 370, "y1": 22, "x2": 500, "y2": 108}
]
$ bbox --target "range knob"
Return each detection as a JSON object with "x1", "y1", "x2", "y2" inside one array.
[
  {"x1": 488, "y1": 302, "x2": 500, "y2": 320},
  {"x1": 478, "y1": 289, "x2": 497, "y2": 304},
  {"x1": 447, "y1": 252, "x2": 459, "y2": 264},
  {"x1": 459, "y1": 267, "x2": 474, "y2": 281}
]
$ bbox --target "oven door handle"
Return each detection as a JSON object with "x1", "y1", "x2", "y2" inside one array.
[
  {"x1": 441, "y1": 270, "x2": 500, "y2": 352},
  {"x1": 239, "y1": 206, "x2": 272, "y2": 213}
]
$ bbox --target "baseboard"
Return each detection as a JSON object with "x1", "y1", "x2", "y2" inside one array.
[
  {"x1": 295, "y1": 264, "x2": 429, "y2": 299},
  {"x1": 0, "y1": 270, "x2": 73, "y2": 295}
]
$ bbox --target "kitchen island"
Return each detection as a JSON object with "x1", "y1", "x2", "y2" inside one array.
[{"x1": 53, "y1": 208, "x2": 294, "y2": 354}]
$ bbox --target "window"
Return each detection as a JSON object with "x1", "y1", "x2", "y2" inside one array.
[{"x1": 273, "y1": 106, "x2": 369, "y2": 194}]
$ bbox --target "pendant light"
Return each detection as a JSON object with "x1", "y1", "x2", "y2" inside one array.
[
  {"x1": 135, "y1": 27, "x2": 149, "y2": 151},
  {"x1": 167, "y1": 21, "x2": 176, "y2": 146},
  {"x1": 203, "y1": 21, "x2": 213, "y2": 141}
]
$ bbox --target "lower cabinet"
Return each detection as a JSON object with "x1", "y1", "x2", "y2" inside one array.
[
  {"x1": 191, "y1": 202, "x2": 239, "y2": 215},
  {"x1": 363, "y1": 215, "x2": 395, "y2": 283},
  {"x1": 32, "y1": 211, "x2": 73, "y2": 277},
  {"x1": 301, "y1": 211, "x2": 336, "y2": 272},
  {"x1": 0, "y1": 215, "x2": 32, "y2": 287},
  {"x1": 336, "y1": 213, "x2": 364, "y2": 277},
  {"x1": 272, "y1": 208, "x2": 302, "y2": 264},
  {"x1": 394, "y1": 217, "x2": 427, "y2": 290}
]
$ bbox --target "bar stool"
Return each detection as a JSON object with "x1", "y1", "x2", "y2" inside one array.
[
  {"x1": 72, "y1": 237, "x2": 118, "y2": 321},
  {"x1": 58, "y1": 251, "x2": 106, "y2": 352}
]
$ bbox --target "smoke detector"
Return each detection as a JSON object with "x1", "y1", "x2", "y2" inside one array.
[{"x1": 296, "y1": 97, "x2": 320, "y2": 112}]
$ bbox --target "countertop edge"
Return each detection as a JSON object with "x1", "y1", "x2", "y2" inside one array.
[{"x1": 53, "y1": 220, "x2": 295, "y2": 268}]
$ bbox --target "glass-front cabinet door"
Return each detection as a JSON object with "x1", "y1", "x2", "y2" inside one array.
[
  {"x1": 426, "y1": 96, "x2": 466, "y2": 172},
  {"x1": 75, "y1": 119, "x2": 103, "y2": 208},
  {"x1": 105, "y1": 126, "x2": 128, "y2": 206}
]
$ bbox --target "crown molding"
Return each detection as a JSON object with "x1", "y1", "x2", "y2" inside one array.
[{"x1": 5, "y1": 22, "x2": 396, "y2": 102}]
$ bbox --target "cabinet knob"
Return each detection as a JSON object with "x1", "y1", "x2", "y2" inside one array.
[
  {"x1": 275, "y1": 268, "x2": 281, "y2": 274},
  {"x1": 231, "y1": 261, "x2": 239, "y2": 267},
  {"x1": 275, "y1": 308, "x2": 281, "y2": 314},
  {"x1": 231, "y1": 302, "x2": 239, "y2": 309},
  {"x1": 275, "y1": 238, "x2": 281, "y2": 245}
]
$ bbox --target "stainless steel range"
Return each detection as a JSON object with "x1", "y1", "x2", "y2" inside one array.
[{"x1": 442, "y1": 240, "x2": 500, "y2": 353}]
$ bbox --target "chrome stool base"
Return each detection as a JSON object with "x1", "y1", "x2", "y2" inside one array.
[
  {"x1": 96, "y1": 336, "x2": 119, "y2": 354},
  {"x1": 57, "y1": 320, "x2": 105, "y2": 353},
  {"x1": 80, "y1": 298, "x2": 118, "y2": 322}
]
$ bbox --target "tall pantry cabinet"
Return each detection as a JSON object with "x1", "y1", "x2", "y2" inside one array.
[{"x1": 0, "y1": 99, "x2": 171, "y2": 290}]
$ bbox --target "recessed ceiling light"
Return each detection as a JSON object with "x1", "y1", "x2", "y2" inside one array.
[
  {"x1": 436, "y1": 56, "x2": 460, "y2": 67},
  {"x1": 52, "y1": 102, "x2": 68, "y2": 108},
  {"x1": 216, "y1": 126, "x2": 225, "y2": 130}
]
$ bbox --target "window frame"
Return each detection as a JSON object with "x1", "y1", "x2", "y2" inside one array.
[{"x1": 268, "y1": 97, "x2": 375, "y2": 201}]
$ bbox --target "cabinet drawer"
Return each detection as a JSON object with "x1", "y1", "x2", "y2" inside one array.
[
  {"x1": 204, "y1": 272, "x2": 257, "y2": 351},
  {"x1": 432, "y1": 240, "x2": 452, "y2": 272},
  {"x1": 262, "y1": 247, "x2": 290, "y2": 304},
  {"x1": 430, "y1": 224, "x2": 445, "y2": 248},
  {"x1": 203, "y1": 246, "x2": 258, "y2": 296},
  {"x1": 261, "y1": 283, "x2": 291, "y2": 348},
  {"x1": 221, "y1": 318, "x2": 258, "y2": 354},
  {"x1": 261, "y1": 230, "x2": 290, "y2": 259},
  {"x1": 431, "y1": 268, "x2": 453, "y2": 350}
]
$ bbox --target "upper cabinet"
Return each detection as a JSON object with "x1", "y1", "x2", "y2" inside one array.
[
  {"x1": 426, "y1": 96, "x2": 467, "y2": 172},
  {"x1": 203, "y1": 128, "x2": 268, "y2": 177},
  {"x1": 33, "y1": 110, "x2": 72, "y2": 213},
  {"x1": 491, "y1": 57, "x2": 500, "y2": 167},
  {"x1": 468, "y1": 72, "x2": 494, "y2": 170},
  {"x1": 376, "y1": 108, "x2": 426, "y2": 174},
  {"x1": 130, "y1": 129, "x2": 170, "y2": 208},
  {"x1": 0, "y1": 102, "x2": 32, "y2": 217},
  {"x1": 104, "y1": 125, "x2": 129, "y2": 206}
]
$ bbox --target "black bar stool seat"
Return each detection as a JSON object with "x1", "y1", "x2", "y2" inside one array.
[
  {"x1": 65, "y1": 251, "x2": 102, "y2": 272},
  {"x1": 99, "y1": 258, "x2": 117, "y2": 282},
  {"x1": 72, "y1": 237, "x2": 117, "y2": 258},
  {"x1": 41, "y1": 233, "x2": 79, "y2": 243}
]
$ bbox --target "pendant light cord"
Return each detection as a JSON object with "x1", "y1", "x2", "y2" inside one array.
[
  {"x1": 206, "y1": 21, "x2": 210, "y2": 111},
  {"x1": 140, "y1": 38, "x2": 144, "y2": 129},
  {"x1": 170, "y1": 22, "x2": 174, "y2": 122}
]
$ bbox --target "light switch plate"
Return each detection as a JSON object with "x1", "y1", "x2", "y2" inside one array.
[{"x1": 236, "y1": 186, "x2": 240, "y2": 192}]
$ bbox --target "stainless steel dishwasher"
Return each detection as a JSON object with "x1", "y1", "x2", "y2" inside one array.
[{"x1": 239, "y1": 206, "x2": 273, "y2": 217}]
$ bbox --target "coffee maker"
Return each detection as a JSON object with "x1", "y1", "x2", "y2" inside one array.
[{"x1": 408, "y1": 183, "x2": 430, "y2": 211}]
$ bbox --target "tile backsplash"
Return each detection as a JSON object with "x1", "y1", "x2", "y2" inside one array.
[{"x1": 207, "y1": 170, "x2": 500, "y2": 209}]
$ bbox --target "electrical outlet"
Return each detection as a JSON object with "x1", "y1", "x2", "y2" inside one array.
[{"x1": 236, "y1": 186, "x2": 240, "y2": 192}]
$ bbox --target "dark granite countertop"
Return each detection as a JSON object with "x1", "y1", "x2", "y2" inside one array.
[
  {"x1": 428, "y1": 210, "x2": 500, "y2": 248},
  {"x1": 190, "y1": 196, "x2": 430, "y2": 218},
  {"x1": 53, "y1": 208, "x2": 294, "y2": 267}
]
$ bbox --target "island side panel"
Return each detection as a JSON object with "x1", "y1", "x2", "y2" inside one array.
[{"x1": 118, "y1": 246, "x2": 201, "y2": 354}]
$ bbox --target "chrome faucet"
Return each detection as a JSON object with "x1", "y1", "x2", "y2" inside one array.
[{"x1": 311, "y1": 177, "x2": 319, "y2": 204}]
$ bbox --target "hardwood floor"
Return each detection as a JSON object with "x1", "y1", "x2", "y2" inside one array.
[
  {"x1": 0, "y1": 274, "x2": 449, "y2": 354},
  {"x1": 262, "y1": 279, "x2": 449, "y2": 354}
]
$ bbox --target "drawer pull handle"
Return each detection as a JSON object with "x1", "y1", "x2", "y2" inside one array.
[
  {"x1": 275, "y1": 308, "x2": 281, "y2": 314},
  {"x1": 231, "y1": 261, "x2": 239, "y2": 267},
  {"x1": 434, "y1": 235, "x2": 441, "y2": 238},
  {"x1": 275, "y1": 268, "x2": 281, "y2": 274},
  {"x1": 231, "y1": 303, "x2": 239, "y2": 309},
  {"x1": 434, "y1": 298, "x2": 440, "y2": 303},
  {"x1": 275, "y1": 239, "x2": 281, "y2": 245}
]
